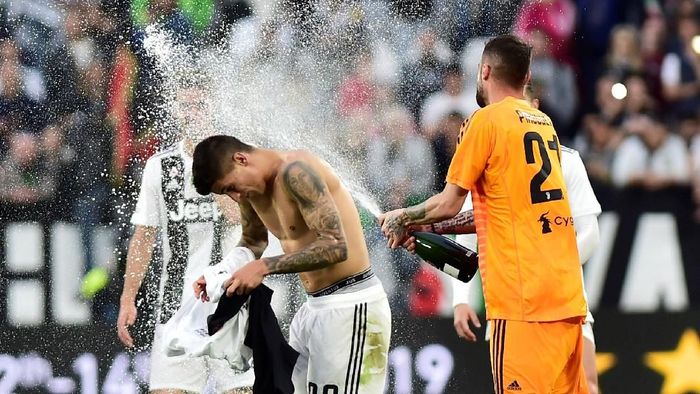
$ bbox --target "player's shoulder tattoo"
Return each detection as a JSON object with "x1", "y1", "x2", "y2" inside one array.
[{"x1": 281, "y1": 160, "x2": 326, "y2": 208}]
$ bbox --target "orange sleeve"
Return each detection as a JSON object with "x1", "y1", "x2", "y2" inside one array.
[{"x1": 446, "y1": 109, "x2": 493, "y2": 191}]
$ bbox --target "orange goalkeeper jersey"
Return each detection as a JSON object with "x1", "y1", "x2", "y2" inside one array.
[{"x1": 446, "y1": 96, "x2": 586, "y2": 322}]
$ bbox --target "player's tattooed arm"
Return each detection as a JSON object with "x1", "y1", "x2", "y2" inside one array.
[
  {"x1": 262, "y1": 161, "x2": 348, "y2": 274},
  {"x1": 237, "y1": 199, "x2": 268, "y2": 258},
  {"x1": 380, "y1": 183, "x2": 467, "y2": 246},
  {"x1": 432, "y1": 210, "x2": 475, "y2": 234},
  {"x1": 381, "y1": 202, "x2": 426, "y2": 240}
]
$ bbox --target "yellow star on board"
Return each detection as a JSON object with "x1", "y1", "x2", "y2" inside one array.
[
  {"x1": 595, "y1": 352, "x2": 616, "y2": 376},
  {"x1": 644, "y1": 328, "x2": 700, "y2": 394}
]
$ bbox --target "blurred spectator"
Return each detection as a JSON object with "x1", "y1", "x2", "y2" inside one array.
[
  {"x1": 677, "y1": 108, "x2": 699, "y2": 145},
  {"x1": 45, "y1": 4, "x2": 101, "y2": 118},
  {"x1": 669, "y1": 0, "x2": 699, "y2": 19},
  {"x1": 622, "y1": 73, "x2": 657, "y2": 119},
  {"x1": 367, "y1": 105, "x2": 435, "y2": 210},
  {"x1": 641, "y1": 16, "x2": 668, "y2": 103},
  {"x1": 529, "y1": 29, "x2": 578, "y2": 140},
  {"x1": 389, "y1": 0, "x2": 433, "y2": 21},
  {"x1": 431, "y1": 111, "x2": 463, "y2": 191},
  {"x1": 397, "y1": 27, "x2": 451, "y2": 119},
  {"x1": 313, "y1": 0, "x2": 369, "y2": 65},
  {"x1": 604, "y1": 24, "x2": 644, "y2": 78},
  {"x1": 660, "y1": 16, "x2": 700, "y2": 116},
  {"x1": 0, "y1": 38, "x2": 46, "y2": 103},
  {"x1": 574, "y1": 0, "x2": 625, "y2": 110},
  {"x1": 337, "y1": 109, "x2": 380, "y2": 178},
  {"x1": 420, "y1": 63, "x2": 477, "y2": 139},
  {"x1": 0, "y1": 39, "x2": 43, "y2": 138},
  {"x1": 575, "y1": 114, "x2": 623, "y2": 204},
  {"x1": 337, "y1": 53, "x2": 375, "y2": 117},
  {"x1": 131, "y1": 0, "x2": 196, "y2": 44},
  {"x1": 408, "y1": 263, "x2": 444, "y2": 317},
  {"x1": 0, "y1": 130, "x2": 60, "y2": 217},
  {"x1": 513, "y1": 0, "x2": 576, "y2": 64},
  {"x1": 690, "y1": 117, "x2": 700, "y2": 220},
  {"x1": 595, "y1": 73, "x2": 626, "y2": 125},
  {"x1": 612, "y1": 114, "x2": 690, "y2": 189},
  {"x1": 449, "y1": 0, "x2": 520, "y2": 46},
  {"x1": 62, "y1": 60, "x2": 113, "y2": 279}
]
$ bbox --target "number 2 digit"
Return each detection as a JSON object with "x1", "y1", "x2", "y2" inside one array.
[{"x1": 523, "y1": 132, "x2": 563, "y2": 204}]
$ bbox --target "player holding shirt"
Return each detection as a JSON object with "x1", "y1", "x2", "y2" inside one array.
[
  {"x1": 381, "y1": 35, "x2": 588, "y2": 393},
  {"x1": 191, "y1": 136, "x2": 392, "y2": 393}
]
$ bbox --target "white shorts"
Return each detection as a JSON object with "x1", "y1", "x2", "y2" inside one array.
[
  {"x1": 290, "y1": 282, "x2": 391, "y2": 394},
  {"x1": 150, "y1": 325, "x2": 255, "y2": 393}
]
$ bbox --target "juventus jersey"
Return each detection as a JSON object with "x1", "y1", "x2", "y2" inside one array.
[
  {"x1": 131, "y1": 140, "x2": 241, "y2": 323},
  {"x1": 452, "y1": 146, "x2": 602, "y2": 309}
]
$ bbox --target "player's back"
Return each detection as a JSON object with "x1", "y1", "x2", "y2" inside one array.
[{"x1": 447, "y1": 97, "x2": 586, "y2": 322}]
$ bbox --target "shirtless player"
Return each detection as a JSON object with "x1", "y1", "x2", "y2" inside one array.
[{"x1": 191, "y1": 135, "x2": 391, "y2": 393}]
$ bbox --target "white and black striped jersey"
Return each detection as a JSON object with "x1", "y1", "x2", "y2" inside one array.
[{"x1": 131, "y1": 140, "x2": 241, "y2": 323}]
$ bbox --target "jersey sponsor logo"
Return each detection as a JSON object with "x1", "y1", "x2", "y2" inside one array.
[
  {"x1": 554, "y1": 216, "x2": 574, "y2": 226},
  {"x1": 538, "y1": 212, "x2": 552, "y2": 234},
  {"x1": 167, "y1": 198, "x2": 223, "y2": 223},
  {"x1": 506, "y1": 380, "x2": 522, "y2": 391},
  {"x1": 538, "y1": 212, "x2": 574, "y2": 234}
]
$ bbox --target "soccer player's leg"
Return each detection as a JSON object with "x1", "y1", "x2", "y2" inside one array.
[
  {"x1": 552, "y1": 320, "x2": 589, "y2": 394},
  {"x1": 289, "y1": 304, "x2": 311, "y2": 393},
  {"x1": 489, "y1": 318, "x2": 588, "y2": 394},
  {"x1": 582, "y1": 322, "x2": 599, "y2": 394},
  {"x1": 305, "y1": 293, "x2": 391, "y2": 393}
]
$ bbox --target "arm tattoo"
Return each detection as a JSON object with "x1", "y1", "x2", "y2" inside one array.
[
  {"x1": 237, "y1": 200, "x2": 268, "y2": 258},
  {"x1": 405, "y1": 203, "x2": 427, "y2": 222},
  {"x1": 432, "y1": 210, "x2": 475, "y2": 235},
  {"x1": 264, "y1": 161, "x2": 348, "y2": 274},
  {"x1": 382, "y1": 202, "x2": 427, "y2": 239}
]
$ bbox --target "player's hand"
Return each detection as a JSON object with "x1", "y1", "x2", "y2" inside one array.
[
  {"x1": 193, "y1": 275, "x2": 209, "y2": 302},
  {"x1": 224, "y1": 259, "x2": 269, "y2": 296},
  {"x1": 402, "y1": 224, "x2": 433, "y2": 253},
  {"x1": 379, "y1": 209, "x2": 409, "y2": 249},
  {"x1": 117, "y1": 300, "x2": 137, "y2": 348},
  {"x1": 402, "y1": 234, "x2": 417, "y2": 253},
  {"x1": 453, "y1": 303, "x2": 481, "y2": 342}
]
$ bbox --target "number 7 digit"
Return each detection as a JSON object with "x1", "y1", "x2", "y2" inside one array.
[{"x1": 523, "y1": 132, "x2": 563, "y2": 204}]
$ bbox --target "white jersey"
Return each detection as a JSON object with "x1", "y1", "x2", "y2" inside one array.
[
  {"x1": 131, "y1": 140, "x2": 241, "y2": 323},
  {"x1": 560, "y1": 146, "x2": 602, "y2": 219}
]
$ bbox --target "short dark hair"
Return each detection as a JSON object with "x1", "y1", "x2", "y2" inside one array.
[
  {"x1": 482, "y1": 34, "x2": 532, "y2": 89},
  {"x1": 192, "y1": 135, "x2": 254, "y2": 195}
]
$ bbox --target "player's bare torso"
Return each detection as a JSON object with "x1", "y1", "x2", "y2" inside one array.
[{"x1": 250, "y1": 151, "x2": 370, "y2": 292}]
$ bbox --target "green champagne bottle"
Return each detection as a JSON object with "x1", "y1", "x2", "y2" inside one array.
[{"x1": 412, "y1": 231, "x2": 479, "y2": 283}]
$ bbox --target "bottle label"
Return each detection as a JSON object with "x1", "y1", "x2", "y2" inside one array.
[{"x1": 443, "y1": 263, "x2": 460, "y2": 278}]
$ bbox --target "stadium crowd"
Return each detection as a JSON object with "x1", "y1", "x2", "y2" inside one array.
[{"x1": 0, "y1": 0, "x2": 698, "y2": 320}]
